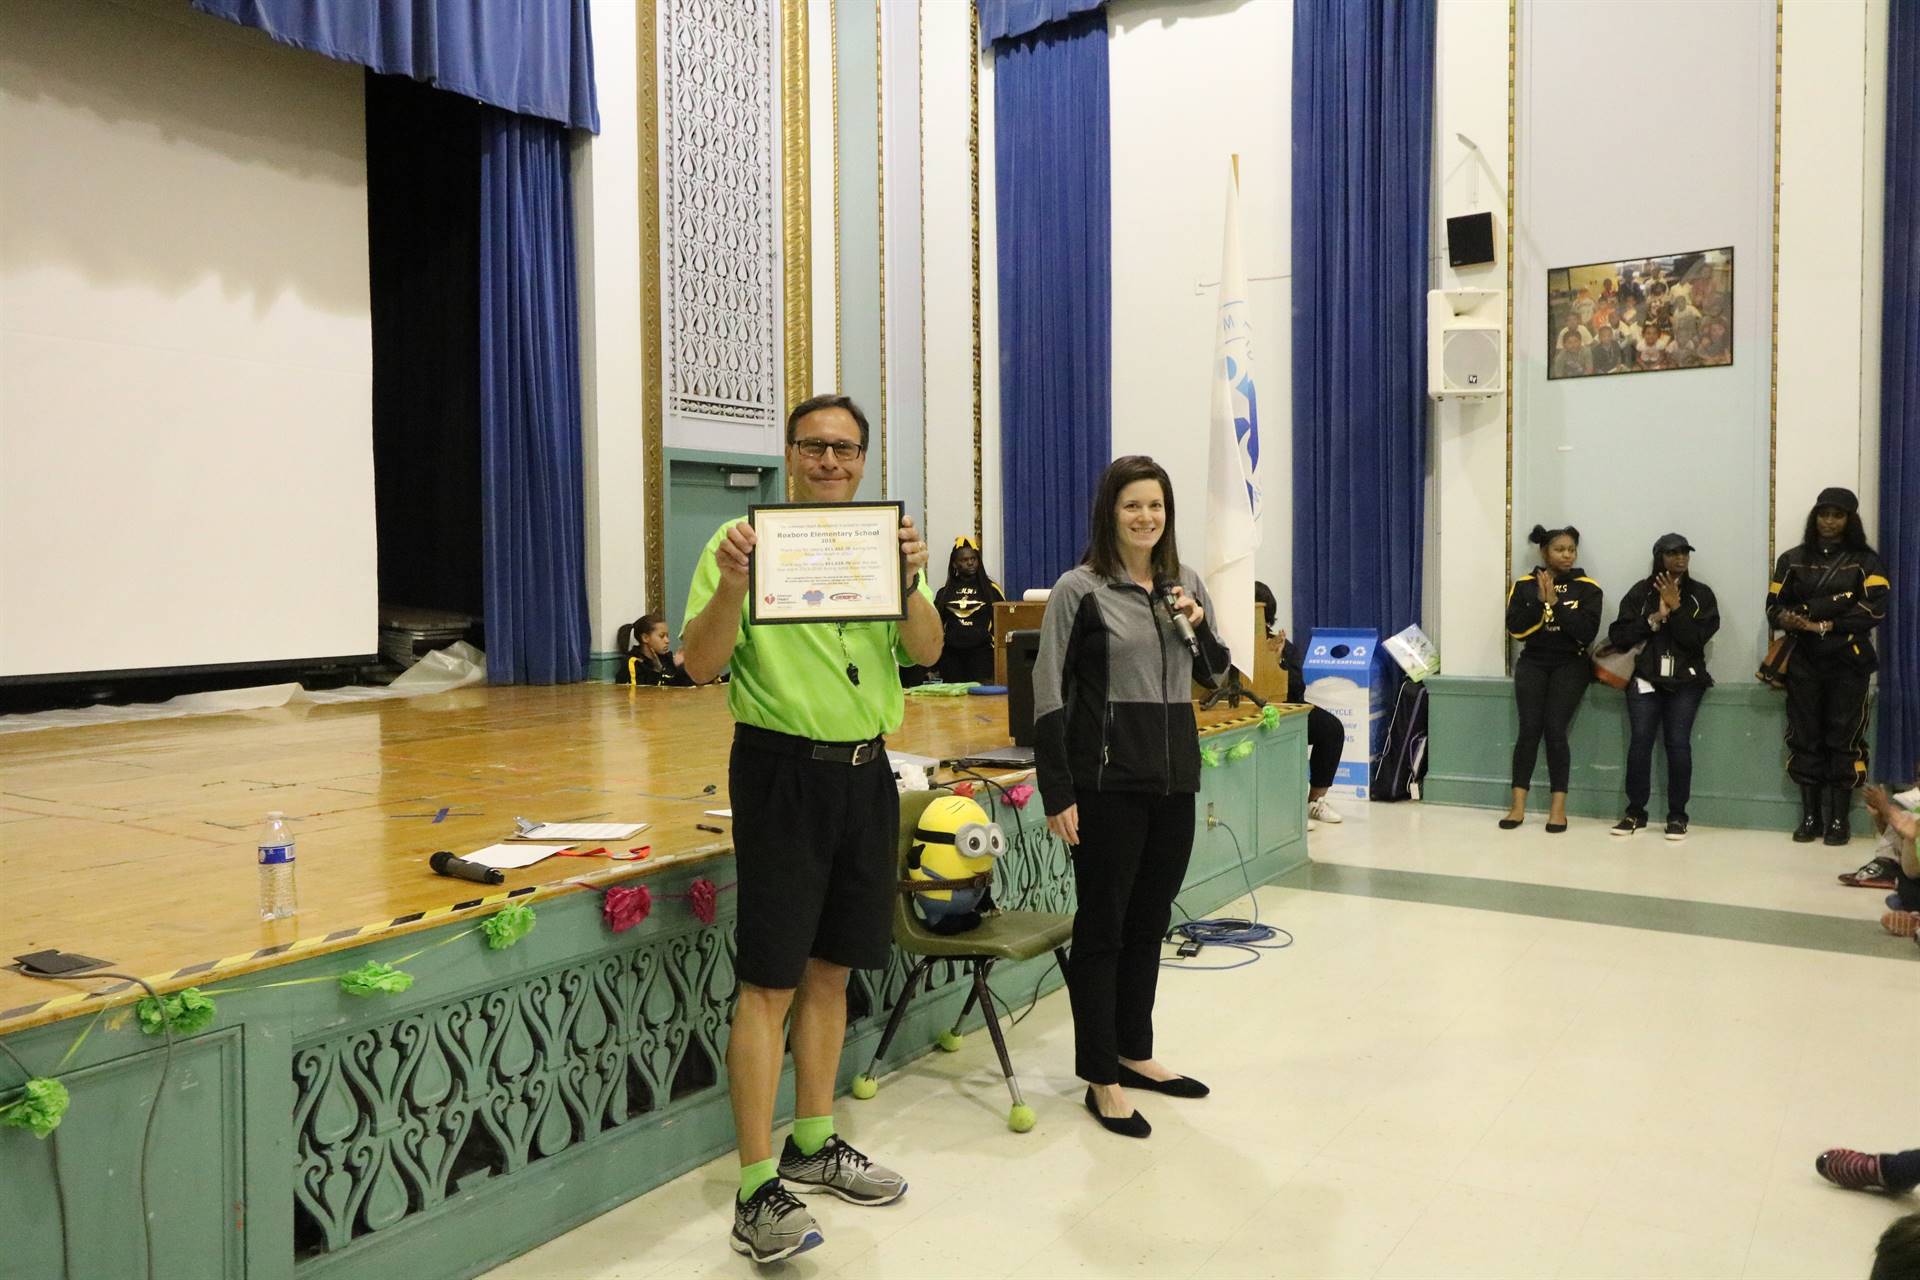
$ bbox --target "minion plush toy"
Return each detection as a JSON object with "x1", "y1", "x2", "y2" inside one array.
[{"x1": 907, "y1": 794, "x2": 1008, "y2": 933}]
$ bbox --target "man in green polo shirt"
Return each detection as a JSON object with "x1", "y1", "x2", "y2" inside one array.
[{"x1": 682, "y1": 393, "x2": 941, "y2": 1265}]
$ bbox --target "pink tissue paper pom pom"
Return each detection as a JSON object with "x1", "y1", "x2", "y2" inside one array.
[
  {"x1": 688, "y1": 878, "x2": 719, "y2": 925},
  {"x1": 604, "y1": 884, "x2": 653, "y2": 933}
]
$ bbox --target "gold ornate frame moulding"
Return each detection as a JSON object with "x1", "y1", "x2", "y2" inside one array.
[
  {"x1": 783, "y1": 0, "x2": 813, "y2": 501},
  {"x1": 639, "y1": 2, "x2": 665, "y2": 617},
  {"x1": 970, "y1": 0, "x2": 983, "y2": 545},
  {"x1": 1767, "y1": 0, "x2": 1782, "y2": 561},
  {"x1": 784, "y1": 0, "x2": 813, "y2": 420}
]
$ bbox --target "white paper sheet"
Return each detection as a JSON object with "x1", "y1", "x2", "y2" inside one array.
[
  {"x1": 464, "y1": 843, "x2": 573, "y2": 870},
  {"x1": 513, "y1": 822, "x2": 647, "y2": 841},
  {"x1": 703, "y1": 809, "x2": 732, "y2": 819}
]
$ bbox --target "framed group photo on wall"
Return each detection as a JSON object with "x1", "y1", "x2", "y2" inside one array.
[{"x1": 1546, "y1": 246, "x2": 1733, "y2": 380}]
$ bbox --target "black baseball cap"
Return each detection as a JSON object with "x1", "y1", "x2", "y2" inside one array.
[
  {"x1": 1815, "y1": 486, "x2": 1859, "y2": 514},
  {"x1": 1652, "y1": 533, "x2": 1695, "y2": 556}
]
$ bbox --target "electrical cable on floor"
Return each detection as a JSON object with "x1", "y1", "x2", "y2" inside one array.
[
  {"x1": 986, "y1": 952, "x2": 1060, "y2": 1030},
  {"x1": 1, "y1": 972, "x2": 174, "y2": 1280},
  {"x1": 1163, "y1": 819, "x2": 1293, "y2": 970}
]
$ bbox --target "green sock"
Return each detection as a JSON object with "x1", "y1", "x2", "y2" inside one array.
[
  {"x1": 792, "y1": 1115, "x2": 835, "y2": 1157},
  {"x1": 739, "y1": 1158, "x2": 778, "y2": 1203}
]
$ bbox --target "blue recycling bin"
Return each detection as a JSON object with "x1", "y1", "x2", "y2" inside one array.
[{"x1": 1300, "y1": 629, "x2": 1389, "y2": 805}]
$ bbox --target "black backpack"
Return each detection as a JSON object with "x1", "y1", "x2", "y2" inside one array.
[{"x1": 1371, "y1": 679, "x2": 1430, "y2": 802}]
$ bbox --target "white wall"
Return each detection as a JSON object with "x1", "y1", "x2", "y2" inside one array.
[
  {"x1": 921, "y1": 0, "x2": 982, "y2": 568},
  {"x1": 575, "y1": 0, "x2": 646, "y2": 648},
  {"x1": 1429, "y1": 0, "x2": 1510, "y2": 678},
  {"x1": 1777, "y1": 0, "x2": 1882, "y2": 552},
  {"x1": 1512, "y1": 0, "x2": 1776, "y2": 679},
  {"x1": 0, "y1": 0, "x2": 375, "y2": 678},
  {"x1": 915, "y1": 0, "x2": 1003, "y2": 584},
  {"x1": 881, "y1": 0, "x2": 926, "y2": 523},
  {"x1": 1108, "y1": 0, "x2": 1293, "y2": 627}
]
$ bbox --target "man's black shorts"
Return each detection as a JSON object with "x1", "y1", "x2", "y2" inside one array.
[{"x1": 729, "y1": 726, "x2": 900, "y2": 989}]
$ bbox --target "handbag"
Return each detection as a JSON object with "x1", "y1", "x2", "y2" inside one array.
[
  {"x1": 1590, "y1": 640, "x2": 1643, "y2": 690},
  {"x1": 1757, "y1": 633, "x2": 1795, "y2": 689}
]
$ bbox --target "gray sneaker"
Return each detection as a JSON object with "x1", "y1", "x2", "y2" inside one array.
[
  {"x1": 730, "y1": 1179, "x2": 823, "y2": 1264},
  {"x1": 777, "y1": 1135, "x2": 908, "y2": 1205}
]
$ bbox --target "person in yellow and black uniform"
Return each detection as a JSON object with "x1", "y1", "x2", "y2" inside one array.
[
  {"x1": 1502, "y1": 524, "x2": 1603, "y2": 833},
  {"x1": 932, "y1": 536, "x2": 1005, "y2": 685},
  {"x1": 1767, "y1": 487, "x2": 1889, "y2": 846},
  {"x1": 625, "y1": 613, "x2": 696, "y2": 687}
]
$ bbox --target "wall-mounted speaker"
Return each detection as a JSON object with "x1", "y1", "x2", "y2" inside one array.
[
  {"x1": 1428, "y1": 289, "x2": 1505, "y2": 400},
  {"x1": 1446, "y1": 211, "x2": 1497, "y2": 267}
]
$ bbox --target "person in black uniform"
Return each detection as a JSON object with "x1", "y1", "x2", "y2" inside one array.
[
  {"x1": 1607, "y1": 533, "x2": 1721, "y2": 841},
  {"x1": 1767, "y1": 487, "x2": 1890, "y2": 845},
  {"x1": 626, "y1": 613, "x2": 696, "y2": 687},
  {"x1": 932, "y1": 536, "x2": 1005, "y2": 685},
  {"x1": 1502, "y1": 524, "x2": 1603, "y2": 832},
  {"x1": 1255, "y1": 581, "x2": 1348, "y2": 826}
]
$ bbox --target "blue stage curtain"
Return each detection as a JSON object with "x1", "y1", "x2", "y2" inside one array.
[
  {"x1": 192, "y1": 0, "x2": 599, "y2": 132},
  {"x1": 978, "y1": 0, "x2": 1105, "y2": 46},
  {"x1": 1290, "y1": 0, "x2": 1435, "y2": 638},
  {"x1": 479, "y1": 109, "x2": 590, "y2": 684},
  {"x1": 994, "y1": 8, "x2": 1111, "y2": 596},
  {"x1": 1878, "y1": 0, "x2": 1920, "y2": 775}
]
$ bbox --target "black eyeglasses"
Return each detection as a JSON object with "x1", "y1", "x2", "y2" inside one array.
[{"x1": 792, "y1": 438, "x2": 865, "y2": 461}]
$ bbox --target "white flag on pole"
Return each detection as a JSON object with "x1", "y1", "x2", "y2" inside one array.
[{"x1": 1204, "y1": 162, "x2": 1263, "y2": 677}]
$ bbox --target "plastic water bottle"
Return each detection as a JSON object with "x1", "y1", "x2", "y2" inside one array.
[{"x1": 258, "y1": 811, "x2": 298, "y2": 921}]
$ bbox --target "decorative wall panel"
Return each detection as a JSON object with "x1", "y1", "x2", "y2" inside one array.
[
  {"x1": 292, "y1": 928, "x2": 737, "y2": 1257},
  {"x1": 663, "y1": 0, "x2": 779, "y2": 429}
]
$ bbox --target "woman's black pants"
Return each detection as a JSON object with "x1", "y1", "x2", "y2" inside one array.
[
  {"x1": 1511, "y1": 654, "x2": 1590, "y2": 792},
  {"x1": 1067, "y1": 789, "x2": 1195, "y2": 1085},
  {"x1": 1784, "y1": 653, "x2": 1871, "y2": 788},
  {"x1": 1306, "y1": 704, "x2": 1344, "y2": 789}
]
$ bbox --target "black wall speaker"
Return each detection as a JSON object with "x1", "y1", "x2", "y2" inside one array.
[{"x1": 1446, "y1": 211, "x2": 1496, "y2": 267}]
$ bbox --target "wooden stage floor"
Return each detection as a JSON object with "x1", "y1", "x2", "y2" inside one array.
[{"x1": 0, "y1": 683, "x2": 1277, "y2": 1034}]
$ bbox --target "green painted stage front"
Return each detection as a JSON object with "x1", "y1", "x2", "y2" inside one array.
[
  {"x1": 0, "y1": 714, "x2": 1306, "y2": 1280},
  {"x1": 1421, "y1": 675, "x2": 1878, "y2": 830}
]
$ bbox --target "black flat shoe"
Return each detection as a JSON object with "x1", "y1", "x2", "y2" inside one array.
[
  {"x1": 1498, "y1": 817, "x2": 1524, "y2": 830},
  {"x1": 1084, "y1": 1086, "x2": 1151, "y2": 1138},
  {"x1": 1545, "y1": 821, "x2": 1568, "y2": 834},
  {"x1": 1116, "y1": 1064, "x2": 1210, "y2": 1099}
]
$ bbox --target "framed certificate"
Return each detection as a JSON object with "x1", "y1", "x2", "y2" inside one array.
[{"x1": 746, "y1": 501, "x2": 909, "y2": 625}]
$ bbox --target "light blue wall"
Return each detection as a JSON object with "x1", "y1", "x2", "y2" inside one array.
[
  {"x1": 834, "y1": 0, "x2": 883, "y2": 501},
  {"x1": 1512, "y1": 0, "x2": 1776, "y2": 680}
]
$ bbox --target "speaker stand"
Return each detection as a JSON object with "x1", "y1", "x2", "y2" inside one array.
[{"x1": 1199, "y1": 668, "x2": 1266, "y2": 712}]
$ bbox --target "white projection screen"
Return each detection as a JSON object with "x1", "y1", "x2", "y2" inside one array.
[{"x1": 0, "y1": 0, "x2": 377, "y2": 679}]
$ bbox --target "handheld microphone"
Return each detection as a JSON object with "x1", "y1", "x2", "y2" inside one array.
[
  {"x1": 430, "y1": 850, "x2": 505, "y2": 885},
  {"x1": 1155, "y1": 579, "x2": 1201, "y2": 657}
]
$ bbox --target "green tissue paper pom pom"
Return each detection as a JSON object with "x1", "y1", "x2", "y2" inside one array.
[
  {"x1": 0, "y1": 1077, "x2": 70, "y2": 1139},
  {"x1": 481, "y1": 902, "x2": 537, "y2": 951},
  {"x1": 1259, "y1": 704, "x2": 1281, "y2": 731},
  {"x1": 1227, "y1": 740, "x2": 1256, "y2": 761},
  {"x1": 135, "y1": 987, "x2": 217, "y2": 1037},
  {"x1": 1199, "y1": 746, "x2": 1222, "y2": 769},
  {"x1": 338, "y1": 962, "x2": 414, "y2": 997}
]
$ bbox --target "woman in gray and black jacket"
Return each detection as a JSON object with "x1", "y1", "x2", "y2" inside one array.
[{"x1": 1033, "y1": 455, "x2": 1232, "y2": 1140}]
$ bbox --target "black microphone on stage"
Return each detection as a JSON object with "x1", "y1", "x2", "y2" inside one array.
[
  {"x1": 1155, "y1": 579, "x2": 1201, "y2": 658},
  {"x1": 430, "y1": 850, "x2": 506, "y2": 885}
]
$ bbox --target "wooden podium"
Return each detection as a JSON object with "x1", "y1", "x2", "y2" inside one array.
[{"x1": 992, "y1": 598, "x2": 1291, "y2": 705}]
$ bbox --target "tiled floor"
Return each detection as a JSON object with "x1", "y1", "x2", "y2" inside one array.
[{"x1": 483, "y1": 803, "x2": 1920, "y2": 1279}]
